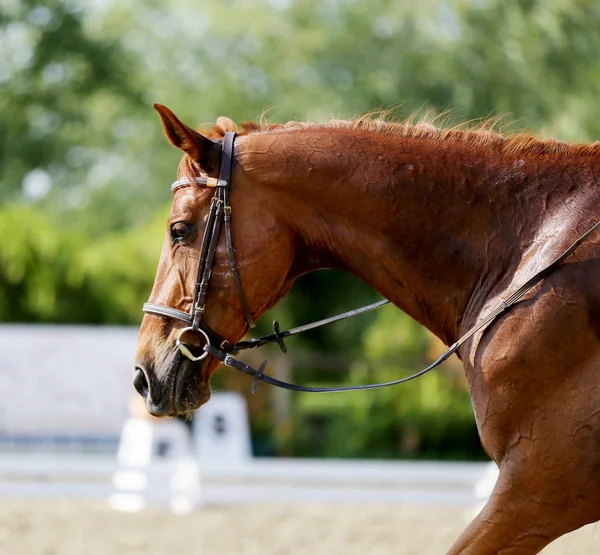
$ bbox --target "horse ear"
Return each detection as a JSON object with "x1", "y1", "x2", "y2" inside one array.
[
  {"x1": 216, "y1": 116, "x2": 238, "y2": 133},
  {"x1": 153, "y1": 104, "x2": 221, "y2": 174}
]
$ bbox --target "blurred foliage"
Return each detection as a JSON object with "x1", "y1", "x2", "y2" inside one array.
[
  {"x1": 289, "y1": 309, "x2": 484, "y2": 460},
  {"x1": 2, "y1": 0, "x2": 600, "y2": 459},
  {"x1": 0, "y1": 204, "x2": 164, "y2": 323}
]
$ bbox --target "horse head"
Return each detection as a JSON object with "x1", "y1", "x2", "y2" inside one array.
[{"x1": 134, "y1": 105, "x2": 297, "y2": 417}]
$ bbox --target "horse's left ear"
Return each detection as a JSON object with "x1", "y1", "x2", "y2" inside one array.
[{"x1": 153, "y1": 104, "x2": 221, "y2": 174}]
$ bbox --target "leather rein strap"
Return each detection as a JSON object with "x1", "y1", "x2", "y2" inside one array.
[
  {"x1": 205, "y1": 218, "x2": 600, "y2": 393},
  {"x1": 143, "y1": 131, "x2": 600, "y2": 393}
]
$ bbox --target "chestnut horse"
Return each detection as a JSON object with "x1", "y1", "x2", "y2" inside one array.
[{"x1": 135, "y1": 104, "x2": 600, "y2": 553}]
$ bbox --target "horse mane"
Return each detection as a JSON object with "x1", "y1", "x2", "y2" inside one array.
[{"x1": 181, "y1": 114, "x2": 599, "y2": 178}]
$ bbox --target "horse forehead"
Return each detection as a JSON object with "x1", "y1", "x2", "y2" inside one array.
[{"x1": 170, "y1": 187, "x2": 211, "y2": 220}]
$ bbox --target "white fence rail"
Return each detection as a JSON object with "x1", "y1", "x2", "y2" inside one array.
[{"x1": 0, "y1": 452, "x2": 495, "y2": 507}]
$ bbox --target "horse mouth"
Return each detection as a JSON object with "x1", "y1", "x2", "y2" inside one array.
[
  {"x1": 135, "y1": 350, "x2": 212, "y2": 417},
  {"x1": 171, "y1": 354, "x2": 212, "y2": 415}
]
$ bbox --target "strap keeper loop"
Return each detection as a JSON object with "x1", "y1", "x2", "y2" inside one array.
[
  {"x1": 252, "y1": 361, "x2": 268, "y2": 394},
  {"x1": 272, "y1": 320, "x2": 288, "y2": 353}
]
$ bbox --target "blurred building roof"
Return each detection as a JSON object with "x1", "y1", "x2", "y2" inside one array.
[{"x1": 0, "y1": 325, "x2": 138, "y2": 448}]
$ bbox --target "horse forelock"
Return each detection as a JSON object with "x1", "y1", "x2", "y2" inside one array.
[{"x1": 176, "y1": 155, "x2": 200, "y2": 181}]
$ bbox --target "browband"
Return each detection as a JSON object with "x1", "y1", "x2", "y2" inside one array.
[{"x1": 171, "y1": 177, "x2": 228, "y2": 193}]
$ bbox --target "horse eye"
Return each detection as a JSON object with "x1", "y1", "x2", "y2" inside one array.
[{"x1": 170, "y1": 222, "x2": 193, "y2": 243}]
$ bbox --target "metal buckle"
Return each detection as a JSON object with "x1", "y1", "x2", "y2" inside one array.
[{"x1": 176, "y1": 326, "x2": 211, "y2": 361}]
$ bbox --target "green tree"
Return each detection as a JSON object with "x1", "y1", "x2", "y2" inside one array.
[
  {"x1": 0, "y1": 0, "x2": 142, "y2": 201},
  {"x1": 0, "y1": 204, "x2": 164, "y2": 323}
]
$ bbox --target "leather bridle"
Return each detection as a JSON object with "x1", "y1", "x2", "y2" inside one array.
[
  {"x1": 143, "y1": 132, "x2": 600, "y2": 394},
  {"x1": 144, "y1": 132, "x2": 254, "y2": 363}
]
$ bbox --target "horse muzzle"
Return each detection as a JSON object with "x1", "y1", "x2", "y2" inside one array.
[{"x1": 133, "y1": 353, "x2": 212, "y2": 417}]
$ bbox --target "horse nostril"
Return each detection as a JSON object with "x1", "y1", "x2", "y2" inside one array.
[{"x1": 133, "y1": 367, "x2": 150, "y2": 400}]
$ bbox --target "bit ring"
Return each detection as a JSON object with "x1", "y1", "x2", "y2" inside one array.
[{"x1": 176, "y1": 326, "x2": 211, "y2": 361}]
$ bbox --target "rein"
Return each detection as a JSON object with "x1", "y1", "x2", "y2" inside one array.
[{"x1": 143, "y1": 133, "x2": 600, "y2": 394}]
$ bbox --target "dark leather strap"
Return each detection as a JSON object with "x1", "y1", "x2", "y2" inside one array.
[
  {"x1": 221, "y1": 133, "x2": 255, "y2": 328},
  {"x1": 232, "y1": 299, "x2": 390, "y2": 353},
  {"x1": 190, "y1": 132, "x2": 235, "y2": 331},
  {"x1": 192, "y1": 196, "x2": 224, "y2": 329},
  {"x1": 205, "y1": 343, "x2": 455, "y2": 393}
]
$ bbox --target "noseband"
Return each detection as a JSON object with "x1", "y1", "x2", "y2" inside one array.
[{"x1": 143, "y1": 132, "x2": 600, "y2": 394}]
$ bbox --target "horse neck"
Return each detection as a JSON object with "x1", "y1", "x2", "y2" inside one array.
[{"x1": 240, "y1": 128, "x2": 596, "y2": 345}]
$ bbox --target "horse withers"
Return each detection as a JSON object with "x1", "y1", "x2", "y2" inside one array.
[{"x1": 135, "y1": 104, "x2": 600, "y2": 554}]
